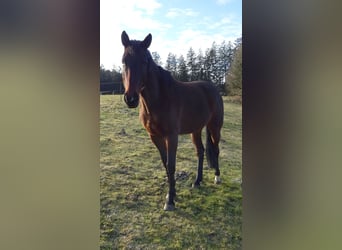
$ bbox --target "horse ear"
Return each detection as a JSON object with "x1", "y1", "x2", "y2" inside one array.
[
  {"x1": 141, "y1": 33, "x2": 152, "y2": 49},
  {"x1": 121, "y1": 31, "x2": 130, "y2": 47}
]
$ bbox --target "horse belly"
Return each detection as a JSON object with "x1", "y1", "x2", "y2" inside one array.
[
  {"x1": 179, "y1": 119, "x2": 208, "y2": 134},
  {"x1": 179, "y1": 107, "x2": 210, "y2": 134}
]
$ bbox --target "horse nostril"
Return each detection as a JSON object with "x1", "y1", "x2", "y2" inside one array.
[
  {"x1": 124, "y1": 94, "x2": 134, "y2": 103},
  {"x1": 124, "y1": 93, "x2": 139, "y2": 108}
]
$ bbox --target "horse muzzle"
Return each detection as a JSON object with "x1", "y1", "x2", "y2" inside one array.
[{"x1": 124, "y1": 92, "x2": 139, "y2": 108}]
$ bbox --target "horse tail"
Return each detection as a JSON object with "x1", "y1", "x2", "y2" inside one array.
[{"x1": 206, "y1": 127, "x2": 215, "y2": 169}]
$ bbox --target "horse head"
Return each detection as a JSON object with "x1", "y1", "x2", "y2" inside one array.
[{"x1": 121, "y1": 31, "x2": 152, "y2": 108}]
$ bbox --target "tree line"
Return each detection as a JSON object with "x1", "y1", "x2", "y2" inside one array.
[{"x1": 100, "y1": 37, "x2": 242, "y2": 96}]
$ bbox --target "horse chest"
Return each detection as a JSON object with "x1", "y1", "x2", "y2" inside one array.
[{"x1": 140, "y1": 111, "x2": 172, "y2": 136}]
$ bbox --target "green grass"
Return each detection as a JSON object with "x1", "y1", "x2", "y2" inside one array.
[{"x1": 100, "y1": 95, "x2": 242, "y2": 249}]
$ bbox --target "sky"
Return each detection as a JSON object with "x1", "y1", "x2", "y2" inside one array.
[{"x1": 100, "y1": 0, "x2": 242, "y2": 70}]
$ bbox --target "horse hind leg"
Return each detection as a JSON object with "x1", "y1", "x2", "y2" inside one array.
[
  {"x1": 206, "y1": 126, "x2": 221, "y2": 184},
  {"x1": 191, "y1": 130, "x2": 204, "y2": 187}
]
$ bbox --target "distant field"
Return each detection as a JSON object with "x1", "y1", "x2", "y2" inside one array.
[{"x1": 100, "y1": 95, "x2": 242, "y2": 249}]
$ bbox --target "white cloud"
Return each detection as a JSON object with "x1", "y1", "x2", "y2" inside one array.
[
  {"x1": 100, "y1": 0, "x2": 168, "y2": 69},
  {"x1": 156, "y1": 24, "x2": 241, "y2": 66},
  {"x1": 113, "y1": 0, "x2": 162, "y2": 15},
  {"x1": 208, "y1": 16, "x2": 234, "y2": 29},
  {"x1": 166, "y1": 8, "x2": 199, "y2": 18},
  {"x1": 100, "y1": 0, "x2": 241, "y2": 69},
  {"x1": 216, "y1": 0, "x2": 233, "y2": 5},
  {"x1": 134, "y1": 0, "x2": 162, "y2": 15}
]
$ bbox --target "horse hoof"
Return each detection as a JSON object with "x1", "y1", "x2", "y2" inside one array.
[
  {"x1": 192, "y1": 182, "x2": 201, "y2": 188},
  {"x1": 214, "y1": 175, "x2": 221, "y2": 184},
  {"x1": 163, "y1": 203, "x2": 175, "y2": 211},
  {"x1": 166, "y1": 194, "x2": 177, "y2": 201}
]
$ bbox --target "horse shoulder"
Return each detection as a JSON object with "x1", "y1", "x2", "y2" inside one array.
[{"x1": 139, "y1": 102, "x2": 171, "y2": 136}]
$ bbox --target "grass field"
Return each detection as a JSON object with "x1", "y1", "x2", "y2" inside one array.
[{"x1": 100, "y1": 95, "x2": 242, "y2": 249}]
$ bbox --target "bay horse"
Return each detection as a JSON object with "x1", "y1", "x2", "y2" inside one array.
[{"x1": 121, "y1": 31, "x2": 224, "y2": 211}]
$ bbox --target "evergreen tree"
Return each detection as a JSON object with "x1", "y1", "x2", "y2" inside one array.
[
  {"x1": 203, "y1": 42, "x2": 219, "y2": 85},
  {"x1": 202, "y1": 48, "x2": 212, "y2": 81},
  {"x1": 151, "y1": 51, "x2": 162, "y2": 66},
  {"x1": 186, "y1": 47, "x2": 197, "y2": 81},
  {"x1": 226, "y1": 43, "x2": 242, "y2": 96},
  {"x1": 211, "y1": 42, "x2": 222, "y2": 86},
  {"x1": 196, "y1": 49, "x2": 205, "y2": 80},
  {"x1": 111, "y1": 67, "x2": 122, "y2": 82},
  {"x1": 100, "y1": 64, "x2": 122, "y2": 83},
  {"x1": 177, "y1": 55, "x2": 188, "y2": 82},
  {"x1": 100, "y1": 64, "x2": 113, "y2": 82},
  {"x1": 216, "y1": 41, "x2": 234, "y2": 94},
  {"x1": 161, "y1": 37, "x2": 241, "y2": 96},
  {"x1": 234, "y1": 37, "x2": 242, "y2": 48},
  {"x1": 165, "y1": 53, "x2": 177, "y2": 77}
]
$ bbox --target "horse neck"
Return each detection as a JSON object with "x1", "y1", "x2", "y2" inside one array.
[{"x1": 140, "y1": 61, "x2": 164, "y2": 105}]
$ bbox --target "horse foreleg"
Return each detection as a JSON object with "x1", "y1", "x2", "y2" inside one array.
[
  {"x1": 191, "y1": 130, "x2": 204, "y2": 187},
  {"x1": 150, "y1": 134, "x2": 167, "y2": 169},
  {"x1": 163, "y1": 134, "x2": 178, "y2": 211}
]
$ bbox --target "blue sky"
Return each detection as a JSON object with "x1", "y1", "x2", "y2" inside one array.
[{"x1": 100, "y1": 0, "x2": 241, "y2": 69}]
